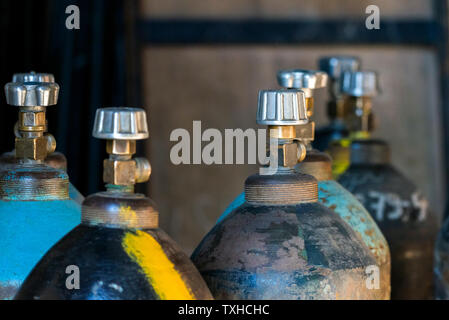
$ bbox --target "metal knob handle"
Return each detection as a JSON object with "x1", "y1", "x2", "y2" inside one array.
[
  {"x1": 340, "y1": 71, "x2": 379, "y2": 97},
  {"x1": 93, "y1": 107, "x2": 149, "y2": 140},
  {"x1": 277, "y1": 69, "x2": 328, "y2": 96},
  {"x1": 12, "y1": 71, "x2": 55, "y2": 83},
  {"x1": 318, "y1": 56, "x2": 361, "y2": 80},
  {"x1": 257, "y1": 89, "x2": 308, "y2": 126},
  {"x1": 5, "y1": 82, "x2": 59, "y2": 107}
]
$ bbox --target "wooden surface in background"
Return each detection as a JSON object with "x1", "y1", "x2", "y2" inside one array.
[
  {"x1": 140, "y1": 0, "x2": 432, "y2": 19},
  {"x1": 142, "y1": 45, "x2": 445, "y2": 253}
]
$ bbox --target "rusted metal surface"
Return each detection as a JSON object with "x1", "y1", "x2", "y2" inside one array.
[
  {"x1": 0, "y1": 151, "x2": 84, "y2": 204},
  {"x1": 339, "y1": 140, "x2": 438, "y2": 299},
  {"x1": 194, "y1": 171, "x2": 383, "y2": 299},
  {"x1": 193, "y1": 200, "x2": 382, "y2": 299},
  {"x1": 245, "y1": 171, "x2": 317, "y2": 204},
  {"x1": 294, "y1": 149, "x2": 390, "y2": 299},
  {"x1": 0, "y1": 163, "x2": 69, "y2": 201},
  {"x1": 220, "y1": 150, "x2": 391, "y2": 298}
]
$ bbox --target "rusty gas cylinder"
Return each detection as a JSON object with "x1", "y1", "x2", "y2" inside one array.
[
  {"x1": 0, "y1": 72, "x2": 83, "y2": 204},
  {"x1": 337, "y1": 70, "x2": 437, "y2": 299},
  {"x1": 0, "y1": 75, "x2": 81, "y2": 299},
  {"x1": 15, "y1": 107, "x2": 212, "y2": 300},
  {"x1": 338, "y1": 140, "x2": 438, "y2": 298},
  {"x1": 314, "y1": 56, "x2": 360, "y2": 153},
  {"x1": 192, "y1": 89, "x2": 380, "y2": 299},
  {"x1": 219, "y1": 69, "x2": 391, "y2": 299}
]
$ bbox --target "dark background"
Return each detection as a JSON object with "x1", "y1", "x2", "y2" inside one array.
[{"x1": 0, "y1": 0, "x2": 142, "y2": 195}]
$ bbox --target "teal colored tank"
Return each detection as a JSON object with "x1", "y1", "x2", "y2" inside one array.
[
  {"x1": 0, "y1": 164, "x2": 81, "y2": 300},
  {"x1": 219, "y1": 151, "x2": 391, "y2": 299},
  {"x1": 0, "y1": 72, "x2": 82, "y2": 299}
]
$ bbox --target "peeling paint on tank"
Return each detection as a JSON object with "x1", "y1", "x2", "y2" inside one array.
[{"x1": 217, "y1": 180, "x2": 391, "y2": 299}]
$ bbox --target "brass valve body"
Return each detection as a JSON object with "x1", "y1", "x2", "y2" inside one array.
[
  {"x1": 103, "y1": 140, "x2": 151, "y2": 186},
  {"x1": 15, "y1": 110, "x2": 55, "y2": 161}
]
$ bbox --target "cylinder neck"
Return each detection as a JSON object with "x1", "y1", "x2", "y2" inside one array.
[
  {"x1": 245, "y1": 172, "x2": 318, "y2": 205},
  {"x1": 106, "y1": 184, "x2": 135, "y2": 193},
  {"x1": 0, "y1": 163, "x2": 69, "y2": 201},
  {"x1": 81, "y1": 191, "x2": 158, "y2": 229},
  {"x1": 350, "y1": 139, "x2": 390, "y2": 165}
]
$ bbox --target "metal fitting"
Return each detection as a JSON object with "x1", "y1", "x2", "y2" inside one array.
[
  {"x1": 4, "y1": 72, "x2": 59, "y2": 161},
  {"x1": 340, "y1": 70, "x2": 379, "y2": 98},
  {"x1": 93, "y1": 107, "x2": 151, "y2": 188},
  {"x1": 277, "y1": 69, "x2": 328, "y2": 118},
  {"x1": 340, "y1": 71, "x2": 379, "y2": 133},
  {"x1": 257, "y1": 89, "x2": 310, "y2": 168}
]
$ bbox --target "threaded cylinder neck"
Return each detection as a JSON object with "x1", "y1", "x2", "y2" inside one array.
[
  {"x1": 0, "y1": 163, "x2": 69, "y2": 201},
  {"x1": 245, "y1": 172, "x2": 318, "y2": 205},
  {"x1": 81, "y1": 191, "x2": 159, "y2": 229}
]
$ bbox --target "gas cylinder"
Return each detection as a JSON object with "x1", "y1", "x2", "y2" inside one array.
[
  {"x1": 337, "y1": 70, "x2": 438, "y2": 299},
  {"x1": 0, "y1": 76, "x2": 81, "y2": 299},
  {"x1": 0, "y1": 72, "x2": 83, "y2": 204},
  {"x1": 219, "y1": 69, "x2": 391, "y2": 299},
  {"x1": 15, "y1": 107, "x2": 213, "y2": 300},
  {"x1": 192, "y1": 89, "x2": 380, "y2": 300}
]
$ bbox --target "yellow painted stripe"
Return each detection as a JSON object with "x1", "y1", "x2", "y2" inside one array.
[{"x1": 122, "y1": 230, "x2": 195, "y2": 300}]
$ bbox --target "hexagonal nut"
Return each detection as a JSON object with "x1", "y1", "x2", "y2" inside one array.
[
  {"x1": 103, "y1": 159, "x2": 136, "y2": 185},
  {"x1": 15, "y1": 136, "x2": 48, "y2": 160},
  {"x1": 19, "y1": 111, "x2": 46, "y2": 130}
]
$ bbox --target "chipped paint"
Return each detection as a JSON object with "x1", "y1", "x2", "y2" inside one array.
[
  {"x1": 339, "y1": 163, "x2": 437, "y2": 299},
  {"x1": 218, "y1": 180, "x2": 391, "y2": 299},
  {"x1": 193, "y1": 202, "x2": 381, "y2": 299}
]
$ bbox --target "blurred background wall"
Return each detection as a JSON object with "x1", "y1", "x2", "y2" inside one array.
[{"x1": 0, "y1": 0, "x2": 448, "y2": 254}]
